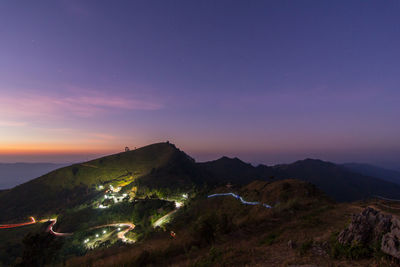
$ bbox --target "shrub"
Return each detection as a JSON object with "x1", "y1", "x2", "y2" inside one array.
[
  {"x1": 329, "y1": 232, "x2": 373, "y2": 260},
  {"x1": 190, "y1": 212, "x2": 235, "y2": 246},
  {"x1": 191, "y1": 213, "x2": 218, "y2": 245}
]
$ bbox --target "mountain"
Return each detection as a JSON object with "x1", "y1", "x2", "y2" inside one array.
[
  {"x1": 0, "y1": 163, "x2": 67, "y2": 190},
  {"x1": 200, "y1": 157, "x2": 400, "y2": 202},
  {"x1": 198, "y1": 156, "x2": 275, "y2": 185},
  {"x1": 0, "y1": 142, "x2": 199, "y2": 222},
  {"x1": 271, "y1": 159, "x2": 400, "y2": 202},
  {"x1": 1, "y1": 143, "x2": 399, "y2": 221},
  {"x1": 3, "y1": 143, "x2": 400, "y2": 265},
  {"x1": 342, "y1": 163, "x2": 400, "y2": 185},
  {"x1": 2, "y1": 144, "x2": 400, "y2": 222}
]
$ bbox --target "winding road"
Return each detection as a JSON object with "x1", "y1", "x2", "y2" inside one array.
[
  {"x1": 0, "y1": 216, "x2": 37, "y2": 229},
  {"x1": 89, "y1": 222, "x2": 135, "y2": 243},
  {"x1": 0, "y1": 217, "x2": 135, "y2": 242}
]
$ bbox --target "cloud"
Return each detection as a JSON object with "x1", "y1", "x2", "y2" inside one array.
[
  {"x1": 0, "y1": 121, "x2": 27, "y2": 127},
  {"x1": 0, "y1": 90, "x2": 162, "y2": 119}
]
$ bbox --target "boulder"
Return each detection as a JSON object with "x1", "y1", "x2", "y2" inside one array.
[
  {"x1": 338, "y1": 207, "x2": 392, "y2": 245},
  {"x1": 338, "y1": 207, "x2": 400, "y2": 259},
  {"x1": 381, "y1": 217, "x2": 400, "y2": 259}
]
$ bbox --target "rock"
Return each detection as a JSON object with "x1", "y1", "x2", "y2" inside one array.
[
  {"x1": 381, "y1": 217, "x2": 400, "y2": 259},
  {"x1": 288, "y1": 240, "x2": 296, "y2": 249},
  {"x1": 311, "y1": 242, "x2": 328, "y2": 256},
  {"x1": 338, "y1": 207, "x2": 392, "y2": 245},
  {"x1": 338, "y1": 207, "x2": 400, "y2": 259}
]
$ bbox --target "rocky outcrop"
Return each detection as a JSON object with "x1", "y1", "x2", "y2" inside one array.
[
  {"x1": 338, "y1": 207, "x2": 400, "y2": 259},
  {"x1": 338, "y1": 207, "x2": 392, "y2": 245},
  {"x1": 381, "y1": 216, "x2": 400, "y2": 259}
]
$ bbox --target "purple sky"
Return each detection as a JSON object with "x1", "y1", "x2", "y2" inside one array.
[{"x1": 0, "y1": 1, "x2": 399, "y2": 169}]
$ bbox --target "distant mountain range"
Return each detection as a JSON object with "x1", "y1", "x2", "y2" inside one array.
[
  {"x1": 342, "y1": 163, "x2": 400, "y2": 185},
  {"x1": 202, "y1": 157, "x2": 400, "y2": 202},
  {"x1": 0, "y1": 163, "x2": 67, "y2": 190},
  {"x1": 1, "y1": 142, "x2": 400, "y2": 222}
]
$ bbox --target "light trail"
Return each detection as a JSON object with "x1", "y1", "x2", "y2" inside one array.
[
  {"x1": 1, "y1": 217, "x2": 133, "y2": 242},
  {"x1": 153, "y1": 209, "x2": 178, "y2": 228},
  {"x1": 45, "y1": 219, "x2": 73, "y2": 236},
  {"x1": 89, "y1": 222, "x2": 135, "y2": 243},
  {"x1": 0, "y1": 216, "x2": 36, "y2": 229},
  {"x1": 208, "y1": 193, "x2": 272, "y2": 208}
]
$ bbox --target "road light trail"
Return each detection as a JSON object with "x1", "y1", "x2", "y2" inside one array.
[
  {"x1": 89, "y1": 222, "x2": 135, "y2": 243},
  {"x1": 1, "y1": 217, "x2": 134, "y2": 242},
  {"x1": 153, "y1": 209, "x2": 178, "y2": 228},
  {"x1": 0, "y1": 216, "x2": 36, "y2": 229},
  {"x1": 44, "y1": 219, "x2": 73, "y2": 236},
  {"x1": 208, "y1": 193, "x2": 272, "y2": 208}
]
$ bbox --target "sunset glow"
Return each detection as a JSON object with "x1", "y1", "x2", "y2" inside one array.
[{"x1": 0, "y1": 1, "x2": 399, "y2": 169}]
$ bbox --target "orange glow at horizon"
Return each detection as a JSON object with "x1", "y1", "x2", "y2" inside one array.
[{"x1": 0, "y1": 142, "x2": 120, "y2": 155}]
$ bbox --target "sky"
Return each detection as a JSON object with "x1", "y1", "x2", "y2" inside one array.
[{"x1": 0, "y1": 1, "x2": 399, "y2": 169}]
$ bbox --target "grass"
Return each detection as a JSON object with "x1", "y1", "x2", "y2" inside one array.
[
  {"x1": 258, "y1": 231, "x2": 280, "y2": 246},
  {"x1": 298, "y1": 240, "x2": 313, "y2": 256},
  {"x1": 192, "y1": 247, "x2": 223, "y2": 267},
  {"x1": 328, "y1": 232, "x2": 383, "y2": 261}
]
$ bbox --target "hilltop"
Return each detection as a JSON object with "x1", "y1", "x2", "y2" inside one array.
[{"x1": 0, "y1": 142, "x2": 197, "y2": 222}]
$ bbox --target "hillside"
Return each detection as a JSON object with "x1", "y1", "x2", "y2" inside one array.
[
  {"x1": 65, "y1": 179, "x2": 399, "y2": 266},
  {"x1": 0, "y1": 142, "x2": 197, "y2": 222}
]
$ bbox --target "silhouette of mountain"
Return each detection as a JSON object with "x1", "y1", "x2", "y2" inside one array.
[{"x1": 342, "y1": 163, "x2": 400, "y2": 185}]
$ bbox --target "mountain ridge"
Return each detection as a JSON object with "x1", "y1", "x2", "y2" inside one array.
[
  {"x1": 1, "y1": 142, "x2": 400, "y2": 222},
  {"x1": 342, "y1": 162, "x2": 400, "y2": 185}
]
